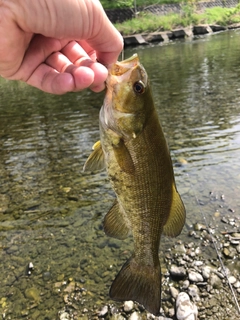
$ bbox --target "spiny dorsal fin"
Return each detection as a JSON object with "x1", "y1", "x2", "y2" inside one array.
[
  {"x1": 112, "y1": 139, "x2": 135, "y2": 174},
  {"x1": 83, "y1": 140, "x2": 105, "y2": 172},
  {"x1": 163, "y1": 183, "x2": 186, "y2": 237},
  {"x1": 103, "y1": 199, "x2": 131, "y2": 240},
  {"x1": 110, "y1": 256, "x2": 161, "y2": 316}
]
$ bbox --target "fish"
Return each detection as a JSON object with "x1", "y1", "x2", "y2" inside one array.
[{"x1": 83, "y1": 54, "x2": 186, "y2": 316}]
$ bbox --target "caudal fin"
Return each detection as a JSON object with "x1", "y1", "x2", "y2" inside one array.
[{"x1": 109, "y1": 256, "x2": 161, "y2": 316}]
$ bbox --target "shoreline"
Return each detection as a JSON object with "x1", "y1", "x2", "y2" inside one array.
[{"x1": 123, "y1": 23, "x2": 240, "y2": 46}]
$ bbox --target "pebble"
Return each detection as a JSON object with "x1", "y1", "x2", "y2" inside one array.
[
  {"x1": 209, "y1": 274, "x2": 222, "y2": 289},
  {"x1": 201, "y1": 266, "x2": 212, "y2": 279},
  {"x1": 170, "y1": 286, "x2": 179, "y2": 299},
  {"x1": 129, "y1": 311, "x2": 142, "y2": 320},
  {"x1": 169, "y1": 265, "x2": 187, "y2": 279},
  {"x1": 188, "y1": 270, "x2": 204, "y2": 282},
  {"x1": 123, "y1": 300, "x2": 135, "y2": 312},
  {"x1": 176, "y1": 292, "x2": 198, "y2": 320},
  {"x1": 98, "y1": 305, "x2": 108, "y2": 317},
  {"x1": 188, "y1": 285, "x2": 200, "y2": 301},
  {"x1": 59, "y1": 312, "x2": 70, "y2": 320}
]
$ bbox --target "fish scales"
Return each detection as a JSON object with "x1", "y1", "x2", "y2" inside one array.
[{"x1": 83, "y1": 54, "x2": 186, "y2": 316}]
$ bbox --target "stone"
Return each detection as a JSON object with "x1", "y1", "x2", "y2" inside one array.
[
  {"x1": 209, "y1": 274, "x2": 222, "y2": 289},
  {"x1": 172, "y1": 29, "x2": 186, "y2": 38},
  {"x1": 193, "y1": 25, "x2": 212, "y2": 35},
  {"x1": 129, "y1": 311, "x2": 142, "y2": 320},
  {"x1": 201, "y1": 266, "x2": 212, "y2": 280},
  {"x1": 143, "y1": 32, "x2": 165, "y2": 43},
  {"x1": 188, "y1": 284, "x2": 200, "y2": 301},
  {"x1": 123, "y1": 300, "x2": 134, "y2": 312},
  {"x1": 98, "y1": 305, "x2": 108, "y2": 317},
  {"x1": 170, "y1": 265, "x2": 187, "y2": 279},
  {"x1": 176, "y1": 292, "x2": 198, "y2": 320},
  {"x1": 210, "y1": 25, "x2": 227, "y2": 32},
  {"x1": 170, "y1": 286, "x2": 179, "y2": 299},
  {"x1": 124, "y1": 34, "x2": 147, "y2": 46},
  {"x1": 188, "y1": 270, "x2": 204, "y2": 282}
]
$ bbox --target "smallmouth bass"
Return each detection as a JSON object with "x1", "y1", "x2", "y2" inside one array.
[{"x1": 84, "y1": 54, "x2": 186, "y2": 316}]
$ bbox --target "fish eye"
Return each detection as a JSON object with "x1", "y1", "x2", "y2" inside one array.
[{"x1": 133, "y1": 81, "x2": 145, "y2": 94}]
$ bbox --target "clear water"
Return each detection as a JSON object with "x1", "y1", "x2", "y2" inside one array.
[{"x1": 0, "y1": 30, "x2": 240, "y2": 319}]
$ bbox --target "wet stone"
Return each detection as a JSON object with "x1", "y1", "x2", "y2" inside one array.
[{"x1": 169, "y1": 265, "x2": 187, "y2": 279}]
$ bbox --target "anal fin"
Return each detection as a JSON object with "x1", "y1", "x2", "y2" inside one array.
[
  {"x1": 163, "y1": 184, "x2": 186, "y2": 237},
  {"x1": 103, "y1": 199, "x2": 130, "y2": 240}
]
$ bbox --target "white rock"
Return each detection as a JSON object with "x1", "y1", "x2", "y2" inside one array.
[
  {"x1": 201, "y1": 266, "x2": 212, "y2": 279},
  {"x1": 123, "y1": 300, "x2": 134, "y2": 312},
  {"x1": 176, "y1": 292, "x2": 198, "y2": 320},
  {"x1": 129, "y1": 311, "x2": 141, "y2": 320},
  {"x1": 188, "y1": 270, "x2": 203, "y2": 282}
]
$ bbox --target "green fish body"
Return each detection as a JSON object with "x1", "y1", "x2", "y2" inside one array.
[{"x1": 84, "y1": 54, "x2": 185, "y2": 316}]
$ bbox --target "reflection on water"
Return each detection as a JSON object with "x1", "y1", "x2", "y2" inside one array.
[{"x1": 0, "y1": 30, "x2": 240, "y2": 318}]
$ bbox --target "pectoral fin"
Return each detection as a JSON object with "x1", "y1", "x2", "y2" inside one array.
[
  {"x1": 112, "y1": 139, "x2": 135, "y2": 174},
  {"x1": 83, "y1": 140, "x2": 105, "y2": 172},
  {"x1": 163, "y1": 184, "x2": 186, "y2": 237},
  {"x1": 103, "y1": 199, "x2": 131, "y2": 240}
]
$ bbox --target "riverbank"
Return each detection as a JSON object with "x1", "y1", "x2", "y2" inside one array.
[{"x1": 123, "y1": 22, "x2": 240, "y2": 46}]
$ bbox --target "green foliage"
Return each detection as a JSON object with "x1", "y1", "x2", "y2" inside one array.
[
  {"x1": 100, "y1": 0, "x2": 134, "y2": 9},
  {"x1": 113, "y1": 4, "x2": 240, "y2": 35}
]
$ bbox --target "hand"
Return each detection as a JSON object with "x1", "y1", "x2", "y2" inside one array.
[{"x1": 0, "y1": 0, "x2": 123, "y2": 94}]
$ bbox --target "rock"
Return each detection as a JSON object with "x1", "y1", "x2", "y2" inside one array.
[
  {"x1": 124, "y1": 34, "x2": 147, "y2": 46},
  {"x1": 223, "y1": 247, "x2": 236, "y2": 259},
  {"x1": 110, "y1": 314, "x2": 126, "y2": 320},
  {"x1": 193, "y1": 25, "x2": 212, "y2": 35},
  {"x1": 143, "y1": 32, "x2": 166, "y2": 43},
  {"x1": 209, "y1": 274, "x2": 222, "y2": 289},
  {"x1": 201, "y1": 266, "x2": 212, "y2": 280},
  {"x1": 228, "y1": 276, "x2": 237, "y2": 284},
  {"x1": 172, "y1": 29, "x2": 186, "y2": 39},
  {"x1": 210, "y1": 25, "x2": 227, "y2": 32},
  {"x1": 123, "y1": 300, "x2": 134, "y2": 312},
  {"x1": 170, "y1": 265, "x2": 187, "y2": 279},
  {"x1": 129, "y1": 311, "x2": 142, "y2": 320},
  {"x1": 98, "y1": 305, "x2": 108, "y2": 317},
  {"x1": 176, "y1": 292, "x2": 198, "y2": 320},
  {"x1": 182, "y1": 280, "x2": 190, "y2": 290},
  {"x1": 188, "y1": 270, "x2": 203, "y2": 282},
  {"x1": 188, "y1": 284, "x2": 200, "y2": 301},
  {"x1": 24, "y1": 287, "x2": 40, "y2": 302},
  {"x1": 59, "y1": 312, "x2": 70, "y2": 320},
  {"x1": 170, "y1": 286, "x2": 179, "y2": 299}
]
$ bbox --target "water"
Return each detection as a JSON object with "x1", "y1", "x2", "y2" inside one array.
[{"x1": 0, "y1": 30, "x2": 240, "y2": 319}]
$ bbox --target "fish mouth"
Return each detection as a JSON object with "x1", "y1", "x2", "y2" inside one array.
[{"x1": 109, "y1": 53, "x2": 139, "y2": 77}]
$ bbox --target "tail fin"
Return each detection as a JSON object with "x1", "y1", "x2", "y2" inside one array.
[{"x1": 109, "y1": 256, "x2": 161, "y2": 316}]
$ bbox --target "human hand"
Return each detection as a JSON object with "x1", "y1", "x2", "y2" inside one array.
[{"x1": 0, "y1": 0, "x2": 123, "y2": 94}]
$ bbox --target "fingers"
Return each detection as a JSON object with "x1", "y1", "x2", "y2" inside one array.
[{"x1": 25, "y1": 40, "x2": 108, "y2": 94}]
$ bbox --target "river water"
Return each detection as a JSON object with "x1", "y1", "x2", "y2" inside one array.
[{"x1": 0, "y1": 30, "x2": 240, "y2": 319}]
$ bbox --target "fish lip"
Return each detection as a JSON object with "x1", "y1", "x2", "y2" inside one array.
[{"x1": 109, "y1": 53, "x2": 139, "y2": 77}]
